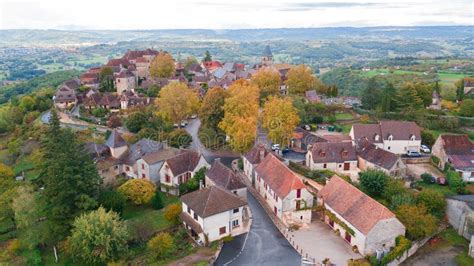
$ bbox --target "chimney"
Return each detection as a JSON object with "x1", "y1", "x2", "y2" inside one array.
[
  {"x1": 259, "y1": 149, "x2": 265, "y2": 162},
  {"x1": 214, "y1": 158, "x2": 221, "y2": 164},
  {"x1": 163, "y1": 140, "x2": 168, "y2": 149}
]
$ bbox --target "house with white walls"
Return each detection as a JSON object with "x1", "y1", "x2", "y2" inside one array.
[{"x1": 205, "y1": 158, "x2": 247, "y2": 200}]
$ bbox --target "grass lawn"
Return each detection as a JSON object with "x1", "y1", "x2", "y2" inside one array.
[
  {"x1": 359, "y1": 68, "x2": 466, "y2": 87},
  {"x1": 334, "y1": 112, "x2": 354, "y2": 120},
  {"x1": 416, "y1": 181, "x2": 456, "y2": 196},
  {"x1": 13, "y1": 156, "x2": 41, "y2": 181},
  {"x1": 122, "y1": 195, "x2": 180, "y2": 233},
  {"x1": 439, "y1": 228, "x2": 474, "y2": 266},
  {"x1": 0, "y1": 149, "x2": 12, "y2": 165}
]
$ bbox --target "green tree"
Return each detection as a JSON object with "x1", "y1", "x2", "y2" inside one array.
[
  {"x1": 68, "y1": 207, "x2": 128, "y2": 265},
  {"x1": 150, "y1": 51, "x2": 176, "y2": 78},
  {"x1": 421, "y1": 130, "x2": 436, "y2": 146},
  {"x1": 40, "y1": 109, "x2": 101, "y2": 241},
  {"x1": 151, "y1": 190, "x2": 165, "y2": 210},
  {"x1": 168, "y1": 128, "x2": 192, "y2": 148},
  {"x1": 147, "y1": 232, "x2": 175, "y2": 260},
  {"x1": 396, "y1": 204, "x2": 437, "y2": 240},
  {"x1": 446, "y1": 171, "x2": 466, "y2": 194},
  {"x1": 199, "y1": 87, "x2": 228, "y2": 130},
  {"x1": 361, "y1": 77, "x2": 381, "y2": 110},
  {"x1": 126, "y1": 111, "x2": 148, "y2": 133},
  {"x1": 455, "y1": 79, "x2": 465, "y2": 101},
  {"x1": 99, "y1": 67, "x2": 115, "y2": 92},
  {"x1": 118, "y1": 179, "x2": 155, "y2": 205},
  {"x1": 358, "y1": 169, "x2": 389, "y2": 198},
  {"x1": 380, "y1": 82, "x2": 396, "y2": 112},
  {"x1": 18, "y1": 96, "x2": 37, "y2": 112},
  {"x1": 203, "y1": 50, "x2": 212, "y2": 62},
  {"x1": 416, "y1": 189, "x2": 446, "y2": 218},
  {"x1": 184, "y1": 56, "x2": 199, "y2": 70},
  {"x1": 459, "y1": 99, "x2": 474, "y2": 117},
  {"x1": 98, "y1": 189, "x2": 126, "y2": 214}
]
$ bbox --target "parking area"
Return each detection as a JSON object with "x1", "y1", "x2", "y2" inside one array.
[
  {"x1": 407, "y1": 163, "x2": 444, "y2": 179},
  {"x1": 289, "y1": 219, "x2": 362, "y2": 265}
]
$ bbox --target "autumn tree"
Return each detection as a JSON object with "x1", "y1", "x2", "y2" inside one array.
[
  {"x1": 155, "y1": 82, "x2": 200, "y2": 123},
  {"x1": 118, "y1": 179, "x2": 155, "y2": 205},
  {"x1": 251, "y1": 67, "x2": 281, "y2": 101},
  {"x1": 285, "y1": 65, "x2": 319, "y2": 94},
  {"x1": 107, "y1": 115, "x2": 122, "y2": 128},
  {"x1": 219, "y1": 79, "x2": 259, "y2": 152},
  {"x1": 147, "y1": 232, "x2": 175, "y2": 260},
  {"x1": 261, "y1": 96, "x2": 300, "y2": 146},
  {"x1": 150, "y1": 51, "x2": 176, "y2": 78},
  {"x1": 396, "y1": 204, "x2": 437, "y2": 240},
  {"x1": 68, "y1": 207, "x2": 128, "y2": 264},
  {"x1": 416, "y1": 189, "x2": 446, "y2": 218},
  {"x1": 199, "y1": 87, "x2": 228, "y2": 130},
  {"x1": 184, "y1": 56, "x2": 199, "y2": 69},
  {"x1": 164, "y1": 203, "x2": 182, "y2": 224}
]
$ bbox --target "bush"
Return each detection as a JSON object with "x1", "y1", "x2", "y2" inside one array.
[
  {"x1": 396, "y1": 204, "x2": 437, "y2": 240},
  {"x1": 118, "y1": 179, "x2": 156, "y2": 205},
  {"x1": 446, "y1": 171, "x2": 466, "y2": 194},
  {"x1": 421, "y1": 130, "x2": 436, "y2": 146},
  {"x1": 431, "y1": 155, "x2": 440, "y2": 166},
  {"x1": 147, "y1": 232, "x2": 175, "y2": 260},
  {"x1": 381, "y1": 236, "x2": 412, "y2": 265},
  {"x1": 168, "y1": 129, "x2": 192, "y2": 148},
  {"x1": 359, "y1": 169, "x2": 389, "y2": 198},
  {"x1": 91, "y1": 107, "x2": 108, "y2": 118},
  {"x1": 98, "y1": 189, "x2": 126, "y2": 214},
  {"x1": 7, "y1": 239, "x2": 21, "y2": 255},
  {"x1": 164, "y1": 203, "x2": 182, "y2": 224},
  {"x1": 222, "y1": 235, "x2": 233, "y2": 243},
  {"x1": 421, "y1": 173, "x2": 435, "y2": 184},
  {"x1": 416, "y1": 189, "x2": 446, "y2": 218},
  {"x1": 151, "y1": 190, "x2": 165, "y2": 210}
]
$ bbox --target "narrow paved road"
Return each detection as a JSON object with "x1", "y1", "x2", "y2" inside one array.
[
  {"x1": 185, "y1": 118, "x2": 239, "y2": 166},
  {"x1": 215, "y1": 192, "x2": 301, "y2": 266}
]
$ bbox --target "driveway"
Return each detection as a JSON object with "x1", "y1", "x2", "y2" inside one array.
[
  {"x1": 407, "y1": 163, "x2": 444, "y2": 179},
  {"x1": 215, "y1": 192, "x2": 301, "y2": 266},
  {"x1": 290, "y1": 220, "x2": 362, "y2": 265},
  {"x1": 185, "y1": 118, "x2": 239, "y2": 166}
]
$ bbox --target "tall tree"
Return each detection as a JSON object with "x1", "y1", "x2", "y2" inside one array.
[
  {"x1": 396, "y1": 83, "x2": 424, "y2": 110},
  {"x1": 361, "y1": 77, "x2": 381, "y2": 110},
  {"x1": 285, "y1": 65, "x2": 319, "y2": 94},
  {"x1": 203, "y1": 50, "x2": 212, "y2": 62},
  {"x1": 40, "y1": 109, "x2": 101, "y2": 241},
  {"x1": 219, "y1": 79, "x2": 259, "y2": 152},
  {"x1": 251, "y1": 67, "x2": 281, "y2": 102},
  {"x1": 455, "y1": 78, "x2": 465, "y2": 101},
  {"x1": 359, "y1": 169, "x2": 389, "y2": 198},
  {"x1": 459, "y1": 99, "x2": 474, "y2": 117},
  {"x1": 99, "y1": 67, "x2": 115, "y2": 92},
  {"x1": 380, "y1": 82, "x2": 397, "y2": 112},
  {"x1": 184, "y1": 56, "x2": 199, "y2": 69},
  {"x1": 261, "y1": 96, "x2": 300, "y2": 146},
  {"x1": 199, "y1": 87, "x2": 228, "y2": 130},
  {"x1": 155, "y1": 82, "x2": 200, "y2": 123},
  {"x1": 150, "y1": 51, "x2": 176, "y2": 78}
]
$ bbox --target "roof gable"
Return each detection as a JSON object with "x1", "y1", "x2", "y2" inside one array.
[{"x1": 206, "y1": 159, "x2": 245, "y2": 190}]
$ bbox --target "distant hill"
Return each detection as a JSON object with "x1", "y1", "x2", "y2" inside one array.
[
  {"x1": 0, "y1": 70, "x2": 81, "y2": 104},
  {"x1": 0, "y1": 26, "x2": 472, "y2": 46}
]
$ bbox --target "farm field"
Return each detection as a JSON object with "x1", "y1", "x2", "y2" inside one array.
[{"x1": 359, "y1": 68, "x2": 467, "y2": 87}]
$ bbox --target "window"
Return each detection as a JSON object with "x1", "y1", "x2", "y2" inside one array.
[
  {"x1": 187, "y1": 206, "x2": 191, "y2": 214},
  {"x1": 388, "y1": 146, "x2": 391, "y2": 150},
  {"x1": 126, "y1": 166, "x2": 130, "y2": 171},
  {"x1": 165, "y1": 175, "x2": 170, "y2": 183},
  {"x1": 274, "y1": 207, "x2": 277, "y2": 214},
  {"x1": 323, "y1": 163, "x2": 327, "y2": 169},
  {"x1": 219, "y1": 226, "x2": 226, "y2": 235},
  {"x1": 374, "y1": 134, "x2": 379, "y2": 141},
  {"x1": 232, "y1": 220, "x2": 239, "y2": 228},
  {"x1": 328, "y1": 219, "x2": 334, "y2": 228},
  {"x1": 142, "y1": 164, "x2": 145, "y2": 170},
  {"x1": 193, "y1": 213, "x2": 198, "y2": 220},
  {"x1": 233, "y1": 208, "x2": 239, "y2": 213},
  {"x1": 345, "y1": 231, "x2": 352, "y2": 243},
  {"x1": 296, "y1": 189, "x2": 301, "y2": 198},
  {"x1": 388, "y1": 135, "x2": 393, "y2": 141},
  {"x1": 142, "y1": 173, "x2": 146, "y2": 178}
]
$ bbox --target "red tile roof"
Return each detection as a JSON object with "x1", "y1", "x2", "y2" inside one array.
[
  {"x1": 309, "y1": 141, "x2": 357, "y2": 164},
  {"x1": 254, "y1": 153, "x2": 306, "y2": 198},
  {"x1": 319, "y1": 176, "x2": 397, "y2": 235},
  {"x1": 165, "y1": 150, "x2": 203, "y2": 176},
  {"x1": 243, "y1": 144, "x2": 269, "y2": 164},
  {"x1": 352, "y1": 121, "x2": 421, "y2": 144},
  {"x1": 206, "y1": 159, "x2": 245, "y2": 191}
]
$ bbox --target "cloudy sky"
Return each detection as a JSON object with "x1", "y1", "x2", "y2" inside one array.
[{"x1": 0, "y1": 0, "x2": 473, "y2": 30}]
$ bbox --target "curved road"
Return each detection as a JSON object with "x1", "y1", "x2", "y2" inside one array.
[{"x1": 215, "y1": 193, "x2": 301, "y2": 266}]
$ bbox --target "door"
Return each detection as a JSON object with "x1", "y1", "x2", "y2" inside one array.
[
  {"x1": 345, "y1": 231, "x2": 352, "y2": 243},
  {"x1": 344, "y1": 162, "x2": 350, "y2": 171},
  {"x1": 296, "y1": 200, "x2": 301, "y2": 210}
]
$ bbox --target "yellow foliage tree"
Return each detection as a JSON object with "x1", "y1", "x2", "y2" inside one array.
[
  {"x1": 118, "y1": 179, "x2": 155, "y2": 205},
  {"x1": 251, "y1": 67, "x2": 281, "y2": 102},
  {"x1": 155, "y1": 82, "x2": 200, "y2": 123},
  {"x1": 163, "y1": 203, "x2": 182, "y2": 224},
  {"x1": 261, "y1": 96, "x2": 300, "y2": 146},
  {"x1": 285, "y1": 65, "x2": 320, "y2": 94},
  {"x1": 147, "y1": 232, "x2": 175, "y2": 260},
  {"x1": 219, "y1": 79, "x2": 259, "y2": 152},
  {"x1": 150, "y1": 51, "x2": 176, "y2": 78}
]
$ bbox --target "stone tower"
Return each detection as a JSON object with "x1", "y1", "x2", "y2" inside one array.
[{"x1": 262, "y1": 45, "x2": 273, "y2": 66}]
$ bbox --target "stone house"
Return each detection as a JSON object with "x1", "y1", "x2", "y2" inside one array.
[
  {"x1": 135, "y1": 148, "x2": 180, "y2": 183},
  {"x1": 254, "y1": 153, "x2": 313, "y2": 226},
  {"x1": 446, "y1": 195, "x2": 474, "y2": 240},
  {"x1": 205, "y1": 158, "x2": 247, "y2": 200},
  {"x1": 54, "y1": 79, "x2": 80, "y2": 109},
  {"x1": 180, "y1": 186, "x2": 249, "y2": 244},
  {"x1": 242, "y1": 144, "x2": 269, "y2": 185},
  {"x1": 432, "y1": 134, "x2": 474, "y2": 182},
  {"x1": 350, "y1": 121, "x2": 421, "y2": 154},
  {"x1": 114, "y1": 70, "x2": 136, "y2": 95},
  {"x1": 159, "y1": 150, "x2": 209, "y2": 195},
  {"x1": 318, "y1": 176, "x2": 406, "y2": 256},
  {"x1": 306, "y1": 141, "x2": 358, "y2": 174},
  {"x1": 357, "y1": 141, "x2": 406, "y2": 177}
]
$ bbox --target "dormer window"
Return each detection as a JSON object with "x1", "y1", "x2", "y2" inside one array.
[
  {"x1": 319, "y1": 151, "x2": 326, "y2": 157},
  {"x1": 374, "y1": 134, "x2": 380, "y2": 141},
  {"x1": 341, "y1": 150, "x2": 348, "y2": 157},
  {"x1": 388, "y1": 135, "x2": 393, "y2": 141},
  {"x1": 410, "y1": 135, "x2": 416, "y2": 141}
]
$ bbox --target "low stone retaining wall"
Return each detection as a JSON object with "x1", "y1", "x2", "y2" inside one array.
[{"x1": 402, "y1": 156, "x2": 431, "y2": 164}]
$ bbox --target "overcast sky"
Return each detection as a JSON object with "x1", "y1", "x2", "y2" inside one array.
[{"x1": 0, "y1": 0, "x2": 473, "y2": 30}]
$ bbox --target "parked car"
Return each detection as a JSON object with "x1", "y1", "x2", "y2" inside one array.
[
  {"x1": 271, "y1": 144, "x2": 280, "y2": 151},
  {"x1": 282, "y1": 147, "x2": 291, "y2": 154},
  {"x1": 303, "y1": 124, "x2": 312, "y2": 131},
  {"x1": 406, "y1": 150, "x2": 422, "y2": 157},
  {"x1": 420, "y1": 145, "x2": 431, "y2": 153},
  {"x1": 190, "y1": 114, "x2": 197, "y2": 119}
]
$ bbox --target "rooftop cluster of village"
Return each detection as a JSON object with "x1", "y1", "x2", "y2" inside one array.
[{"x1": 23, "y1": 46, "x2": 474, "y2": 265}]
